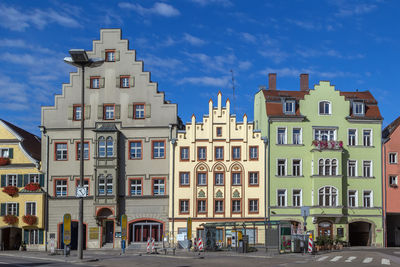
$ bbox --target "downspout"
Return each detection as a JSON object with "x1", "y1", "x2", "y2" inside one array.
[
  {"x1": 261, "y1": 135, "x2": 268, "y2": 250},
  {"x1": 267, "y1": 119, "x2": 271, "y2": 224},
  {"x1": 169, "y1": 124, "x2": 177, "y2": 247},
  {"x1": 40, "y1": 126, "x2": 49, "y2": 252},
  {"x1": 382, "y1": 139, "x2": 387, "y2": 247}
]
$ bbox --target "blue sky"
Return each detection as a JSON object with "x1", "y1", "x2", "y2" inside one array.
[{"x1": 0, "y1": 0, "x2": 399, "y2": 135}]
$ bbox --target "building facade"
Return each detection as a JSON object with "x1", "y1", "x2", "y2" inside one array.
[
  {"x1": 0, "y1": 119, "x2": 44, "y2": 251},
  {"x1": 41, "y1": 29, "x2": 179, "y2": 249},
  {"x1": 382, "y1": 116, "x2": 400, "y2": 247},
  {"x1": 254, "y1": 74, "x2": 384, "y2": 247},
  {"x1": 170, "y1": 92, "x2": 266, "y2": 246}
]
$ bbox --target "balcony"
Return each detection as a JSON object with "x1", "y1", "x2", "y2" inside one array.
[{"x1": 312, "y1": 140, "x2": 343, "y2": 150}]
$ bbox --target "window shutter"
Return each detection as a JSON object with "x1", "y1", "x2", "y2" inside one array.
[
  {"x1": 0, "y1": 203, "x2": 5, "y2": 216},
  {"x1": 39, "y1": 174, "x2": 44, "y2": 187},
  {"x1": 115, "y1": 105, "x2": 121, "y2": 119},
  {"x1": 16, "y1": 203, "x2": 19, "y2": 216},
  {"x1": 98, "y1": 105, "x2": 103, "y2": 119},
  {"x1": 24, "y1": 230, "x2": 29, "y2": 244},
  {"x1": 23, "y1": 174, "x2": 29, "y2": 186},
  {"x1": 1, "y1": 175, "x2": 5, "y2": 187},
  {"x1": 8, "y1": 148, "x2": 13, "y2": 159},
  {"x1": 130, "y1": 77, "x2": 135, "y2": 88},
  {"x1": 100, "y1": 78, "x2": 105, "y2": 88},
  {"x1": 17, "y1": 174, "x2": 23, "y2": 187},
  {"x1": 67, "y1": 106, "x2": 73, "y2": 120},
  {"x1": 115, "y1": 50, "x2": 120, "y2": 61},
  {"x1": 128, "y1": 104, "x2": 133, "y2": 119},
  {"x1": 85, "y1": 105, "x2": 91, "y2": 119},
  {"x1": 116, "y1": 76, "x2": 120, "y2": 88},
  {"x1": 39, "y1": 230, "x2": 44, "y2": 244},
  {"x1": 145, "y1": 104, "x2": 151, "y2": 118},
  {"x1": 101, "y1": 50, "x2": 105, "y2": 59},
  {"x1": 85, "y1": 78, "x2": 90, "y2": 89}
]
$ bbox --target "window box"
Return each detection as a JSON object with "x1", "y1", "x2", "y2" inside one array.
[
  {"x1": 312, "y1": 140, "x2": 343, "y2": 150},
  {"x1": 390, "y1": 184, "x2": 398, "y2": 188},
  {"x1": 3, "y1": 214, "x2": 18, "y2": 225},
  {"x1": 24, "y1": 183, "x2": 41, "y2": 192},
  {"x1": 22, "y1": 215, "x2": 37, "y2": 225},
  {"x1": 0, "y1": 157, "x2": 10, "y2": 166},
  {"x1": 2, "y1": 185, "x2": 19, "y2": 197}
]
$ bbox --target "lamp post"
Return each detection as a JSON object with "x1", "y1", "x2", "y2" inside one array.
[{"x1": 64, "y1": 50, "x2": 104, "y2": 259}]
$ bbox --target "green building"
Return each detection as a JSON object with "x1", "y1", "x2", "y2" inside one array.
[{"x1": 254, "y1": 73, "x2": 383, "y2": 247}]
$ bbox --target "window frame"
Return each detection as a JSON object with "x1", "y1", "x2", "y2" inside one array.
[
  {"x1": 292, "y1": 128, "x2": 302, "y2": 145},
  {"x1": 283, "y1": 100, "x2": 295, "y2": 114},
  {"x1": 232, "y1": 146, "x2": 241, "y2": 160},
  {"x1": 277, "y1": 159, "x2": 286, "y2": 176},
  {"x1": 75, "y1": 178, "x2": 90, "y2": 196},
  {"x1": 348, "y1": 160, "x2": 357, "y2": 177},
  {"x1": 353, "y1": 102, "x2": 365, "y2": 116},
  {"x1": 197, "y1": 199, "x2": 207, "y2": 214},
  {"x1": 133, "y1": 103, "x2": 145, "y2": 119},
  {"x1": 389, "y1": 152, "x2": 398, "y2": 164},
  {"x1": 90, "y1": 76, "x2": 100, "y2": 89},
  {"x1": 0, "y1": 148, "x2": 11, "y2": 158},
  {"x1": 105, "y1": 49, "x2": 116, "y2": 62},
  {"x1": 128, "y1": 140, "x2": 143, "y2": 160},
  {"x1": 179, "y1": 172, "x2": 190, "y2": 187},
  {"x1": 231, "y1": 199, "x2": 241, "y2": 213},
  {"x1": 197, "y1": 147, "x2": 207, "y2": 161},
  {"x1": 6, "y1": 174, "x2": 17, "y2": 186},
  {"x1": 216, "y1": 127, "x2": 222, "y2": 137},
  {"x1": 363, "y1": 190, "x2": 373, "y2": 208},
  {"x1": 75, "y1": 141, "x2": 90, "y2": 161},
  {"x1": 389, "y1": 175, "x2": 398, "y2": 187},
  {"x1": 25, "y1": 201, "x2": 37, "y2": 216},
  {"x1": 248, "y1": 199, "x2": 259, "y2": 214},
  {"x1": 197, "y1": 172, "x2": 207, "y2": 186},
  {"x1": 73, "y1": 104, "x2": 82, "y2": 121},
  {"x1": 180, "y1": 147, "x2": 190, "y2": 161},
  {"x1": 292, "y1": 189, "x2": 302, "y2": 207},
  {"x1": 277, "y1": 189, "x2": 287, "y2": 207},
  {"x1": 152, "y1": 177, "x2": 166, "y2": 196},
  {"x1": 318, "y1": 186, "x2": 338, "y2": 207},
  {"x1": 179, "y1": 199, "x2": 190, "y2": 214},
  {"x1": 348, "y1": 190, "x2": 358, "y2": 207},
  {"x1": 54, "y1": 178, "x2": 68, "y2": 197},
  {"x1": 54, "y1": 142, "x2": 68, "y2": 161},
  {"x1": 319, "y1": 100, "x2": 331, "y2": 115},
  {"x1": 362, "y1": 129, "x2": 372, "y2": 147},
  {"x1": 363, "y1": 160, "x2": 372, "y2": 177},
  {"x1": 248, "y1": 171, "x2": 259, "y2": 186},
  {"x1": 292, "y1": 159, "x2": 302, "y2": 176},
  {"x1": 231, "y1": 172, "x2": 241, "y2": 186},
  {"x1": 214, "y1": 199, "x2": 224, "y2": 214},
  {"x1": 214, "y1": 172, "x2": 224, "y2": 186},
  {"x1": 103, "y1": 104, "x2": 115, "y2": 120},
  {"x1": 277, "y1": 127, "x2": 287, "y2": 144},
  {"x1": 6, "y1": 202, "x2": 18, "y2": 216},
  {"x1": 152, "y1": 140, "x2": 166, "y2": 159},
  {"x1": 120, "y1": 75, "x2": 130, "y2": 88},
  {"x1": 249, "y1": 146, "x2": 259, "y2": 161},
  {"x1": 215, "y1": 146, "x2": 224, "y2": 161},
  {"x1": 348, "y1": 129, "x2": 357, "y2": 146}
]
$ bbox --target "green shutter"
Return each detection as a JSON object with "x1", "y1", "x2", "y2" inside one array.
[
  {"x1": 8, "y1": 148, "x2": 13, "y2": 159},
  {"x1": 128, "y1": 104, "x2": 133, "y2": 119},
  {"x1": 24, "y1": 174, "x2": 29, "y2": 186},
  {"x1": 24, "y1": 230, "x2": 29, "y2": 244},
  {"x1": 67, "y1": 106, "x2": 73, "y2": 120},
  {"x1": 39, "y1": 174, "x2": 44, "y2": 187},
  {"x1": 0, "y1": 203, "x2": 6, "y2": 216},
  {"x1": 98, "y1": 105, "x2": 103, "y2": 119},
  {"x1": 16, "y1": 203, "x2": 19, "y2": 216},
  {"x1": 17, "y1": 175, "x2": 23, "y2": 187},
  {"x1": 115, "y1": 50, "x2": 120, "y2": 61},
  {"x1": 39, "y1": 230, "x2": 44, "y2": 244},
  {"x1": 115, "y1": 105, "x2": 121, "y2": 119},
  {"x1": 1, "y1": 175, "x2": 5, "y2": 187},
  {"x1": 145, "y1": 104, "x2": 151, "y2": 118}
]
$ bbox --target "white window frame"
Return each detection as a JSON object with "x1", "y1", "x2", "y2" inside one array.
[
  {"x1": 106, "y1": 175, "x2": 113, "y2": 195},
  {"x1": 106, "y1": 137, "x2": 114, "y2": 157},
  {"x1": 363, "y1": 190, "x2": 373, "y2": 208},
  {"x1": 29, "y1": 174, "x2": 39, "y2": 184},
  {"x1": 27, "y1": 229, "x2": 39, "y2": 245},
  {"x1": 314, "y1": 128, "x2": 336, "y2": 141},
  {"x1": 104, "y1": 105, "x2": 115, "y2": 120},
  {"x1": 214, "y1": 173, "x2": 224, "y2": 185},
  {"x1": 129, "y1": 141, "x2": 142, "y2": 159},
  {"x1": 153, "y1": 179, "x2": 165, "y2": 196},
  {"x1": 363, "y1": 129, "x2": 372, "y2": 147},
  {"x1": 180, "y1": 172, "x2": 190, "y2": 186},
  {"x1": 180, "y1": 200, "x2": 189, "y2": 213},
  {"x1": 348, "y1": 129, "x2": 357, "y2": 146},
  {"x1": 98, "y1": 175, "x2": 105, "y2": 195},
  {"x1": 55, "y1": 143, "x2": 68, "y2": 160},
  {"x1": 348, "y1": 190, "x2": 358, "y2": 207},
  {"x1": 292, "y1": 128, "x2": 302, "y2": 145},
  {"x1": 318, "y1": 186, "x2": 338, "y2": 207},
  {"x1": 292, "y1": 189, "x2": 302, "y2": 207},
  {"x1": 55, "y1": 180, "x2": 67, "y2": 197},
  {"x1": 121, "y1": 77, "x2": 130, "y2": 88},
  {"x1": 363, "y1": 160, "x2": 373, "y2": 177},
  {"x1": 277, "y1": 189, "x2": 287, "y2": 207},
  {"x1": 277, "y1": 127, "x2": 287, "y2": 144},
  {"x1": 389, "y1": 153, "x2": 398, "y2": 164},
  {"x1": 130, "y1": 179, "x2": 142, "y2": 196},
  {"x1": 91, "y1": 77, "x2": 100, "y2": 89},
  {"x1": 292, "y1": 159, "x2": 302, "y2": 176},
  {"x1": 198, "y1": 200, "x2": 206, "y2": 213},
  {"x1": 249, "y1": 172, "x2": 258, "y2": 185},
  {"x1": 249, "y1": 199, "x2": 258, "y2": 212},
  {"x1": 198, "y1": 147, "x2": 206, "y2": 160},
  {"x1": 215, "y1": 147, "x2": 224, "y2": 160},
  {"x1": 232, "y1": 172, "x2": 241, "y2": 185},
  {"x1": 153, "y1": 141, "x2": 165, "y2": 159},
  {"x1": 180, "y1": 147, "x2": 189, "y2": 160},
  {"x1": 389, "y1": 176, "x2": 398, "y2": 186},
  {"x1": 74, "y1": 105, "x2": 82, "y2": 120},
  {"x1": 353, "y1": 102, "x2": 365, "y2": 115},
  {"x1": 6, "y1": 202, "x2": 17, "y2": 215},
  {"x1": 25, "y1": 202, "x2": 36, "y2": 216},
  {"x1": 284, "y1": 100, "x2": 295, "y2": 114},
  {"x1": 318, "y1": 158, "x2": 338, "y2": 176},
  {"x1": 6, "y1": 174, "x2": 17, "y2": 186},
  {"x1": 134, "y1": 104, "x2": 145, "y2": 119},
  {"x1": 348, "y1": 160, "x2": 357, "y2": 177},
  {"x1": 232, "y1": 147, "x2": 241, "y2": 160},
  {"x1": 215, "y1": 200, "x2": 224, "y2": 213},
  {"x1": 250, "y1": 146, "x2": 258, "y2": 159},
  {"x1": 77, "y1": 142, "x2": 89, "y2": 160},
  {"x1": 277, "y1": 159, "x2": 286, "y2": 176},
  {"x1": 0, "y1": 148, "x2": 10, "y2": 158},
  {"x1": 319, "y1": 100, "x2": 331, "y2": 115},
  {"x1": 197, "y1": 173, "x2": 207, "y2": 186}
]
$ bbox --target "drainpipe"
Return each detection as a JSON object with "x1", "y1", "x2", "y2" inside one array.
[
  {"x1": 169, "y1": 124, "x2": 177, "y2": 247},
  {"x1": 261, "y1": 135, "x2": 268, "y2": 250},
  {"x1": 382, "y1": 139, "x2": 387, "y2": 247},
  {"x1": 39, "y1": 126, "x2": 49, "y2": 252}
]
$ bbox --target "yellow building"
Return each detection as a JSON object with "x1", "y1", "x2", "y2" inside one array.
[
  {"x1": 0, "y1": 119, "x2": 44, "y2": 251},
  {"x1": 169, "y1": 92, "x2": 266, "y2": 247}
]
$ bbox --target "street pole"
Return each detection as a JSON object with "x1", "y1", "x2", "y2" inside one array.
[
  {"x1": 261, "y1": 136, "x2": 268, "y2": 250},
  {"x1": 171, "y1": 138, "x2": 176, "y2": 247},
  {"x1": 78, "y1": 66, "x2": 85, "y2": 260}
]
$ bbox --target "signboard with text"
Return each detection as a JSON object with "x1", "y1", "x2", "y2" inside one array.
[
  {"x1": 121, "y1": 214, "x2": 127, "y2": 241},
  {"x1": 63, "y1": 213, "x2": 71, "y2": 245},
  {"x1": 187, "y1": 217, "x2": 192, "y2": 240}
]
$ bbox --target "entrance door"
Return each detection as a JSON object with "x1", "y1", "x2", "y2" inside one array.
[
  {"x1": 105, "y1": 221, "x2": 114, "y2": 243},
  {"x1": 318, "y1": 221, "x2": 333, "y2": 237},
  {"x1": 58, "y1": 222, "x2": 86, "y2": 250},
  {"x1": 128, "y1": 220, "x2": 164, "y2": 243}
]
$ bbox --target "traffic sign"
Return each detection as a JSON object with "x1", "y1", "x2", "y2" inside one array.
[
  {"x1": 121, "y1": 214, "x2": 127, "y2": 241},
  {"x1": 63, "y1": 213, "x2": 71, "y2": 245}
]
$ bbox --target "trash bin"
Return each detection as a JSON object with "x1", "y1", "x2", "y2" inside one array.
[
  {"x1": 238, "y1": 240, "x2": 244, "y2": 253},
  {"x1": 242, "y1": 235, "x2": 249, "y2": 253}
]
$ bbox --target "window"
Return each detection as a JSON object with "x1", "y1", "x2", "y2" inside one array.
[
  {"x1": 293, "y1": 128, "x2": 301, "y2": 144},
  {"x1": 179, "y1": 200, "x2": 189, "y2": 214},
  {"x1": 314, "y1": 129, "x2": 335, "y2": 141},
  {"x1": 215, "y1": 200, "x2": 224, "y2": 213},
  {"x1": 153, "y1": 178, "x2": 165, "y2": 195},
  {"x1": 29, "y1": 174, "x2": 39, "y2": 184},
  {"x1": 277, "y1": 189, "x2": 286, "y2": 207},
  {"x1": 104, "y1": 105, "x2": 115, "y2": 120},
  {"x1": 198, "y1": 147, "x2": 206, "y2": 160},
  {"x1": 363, "y1": 191, "x2": 372, "y2": 207},
  {"x1": 318, "y1": 186, "x2": 337, "y2": 206},
  {"x1": 98, "y1": 175, "x2": 112, "y2": 195},
  {"x1": 76, "y1": 142, "x2": 89, "y2": 160},
  {"x1": 120, "y1": 76, "x2": 130, "y2": 88},
  {"x1": 389, "y1": 153, "x2": 398, "y2": 164},
  {"x1": 6, "y1": 203, "x2": 17, "y2": 215},
  {"x1": 353, "y1": 102, "x2": 364, "y2": 115},
  {"x1": 249, "y1": 172, "x2": 258, "y2": 186},
  {"x1": 216, "y1": 127, "x2": 222, "y2": 137},
  {"x1": 277, "y1": 159, "x2": 286, "y2": 176},
  {"x1": 134, "y1": 104, "x2": 145, "y2": 119},
  {"x1": 98, "y1": 175, "x2": 105, "y2": 195},
  {"x1": 6, "y1": 175, "x2": 17, "y2": 186},
  {"x1": 105, "y1": 50, "x2": 115, "y2": 62},
  {"x1": 73, "y1": 105, "x2": 82, "y2": 121},
  {"x1": 277, "y1": 128, "x2": 286, "y2": 144},
  {"x1": 389, "y1": 176, "x2": 398, "y2": 187},
  {"x1": 198, "y1": 200, "x2": 206, "y2": 213},
  {"x1": 232, "y1": 146, "x2": 241, "y2": 160},
  {"x1": 363, "y1": 130, "x2": 372, "y2": 146},
  {"x1": 348, "y1": 190, "x2": 357, "y2": 207},
  {"x1": 319, "y1": 101, "x2": 331, "y2": 115},
  {"x1": 331, "y1": 159, "x2": 337, "y2": 175},
  {"x1": 55, "y1": 143, "x2": 68, "y2": 161},
  {"x1": 106, "y1": 175, "x2": 113, "y2": 195},
  {"x1": 284, "y1": 100, "x2": 295, "y2": 114},
  {"x1": 55, "y1": 179, "x2": 67, "y2": 197},
  {"x1": 292, "y1": 159, "x2": 301, "y2": 176},
  {"x1": 106, "y1": 137, "x2": 114, "y2": 157},
  {"x1": 348, "y1": 129, "x2": 357, "y2": 146},
  {"x1": 249, "y1": 146, "x2": 258, "y2": 160},
  {"x1": 318, "y1": 159, "x2": 338, "y2": 176},
  {"x1": 129, "y1": 141, "x2": 142, "y2": 159},
  {"x1": 348, "y1": 160, "x2": 357, "y2": 177},
  {"x1": 27, "y1": 229, "x2": 39, "y2": 245},
  {"x1": 90, "y1": 77, "x2": 100, "y2": 89},
  {"x1": 152, "y1": 141, "x2": 165, "y2": 159},
  {"x1": 249, "y1": 199, "x2": 258, "y2": 213},
  {"x1": 0, "y1": 148, "x2": 11, "y2": 158},
  {"x1": 98, "y1": 137, "x2": 106, "y2": 157},
  {"x1": 214, "y1": 172, "x2": 224, "y2": 185},
  {"x1": 180, "y1": 147, "x2": 189, "y2": 161},
  {"x1": 197, "y1": 172, "x2": 207, "y2": 186},
  {"x1": 180, "y1": 172, "x2": 189, "y2": 186},
  {"x1": 232, "y1": 200, "x2": 241, "y2": 213},
  {"x1": 215, "y1": 147, "x2": 223, "y2": 160},
  {"x1": 293, "y1": 189, "x2": 301, "y2": 207},
  {"x1": 363, "y1": 161, "x2": 372, "y2": 177},
  {"x1": 26, "y1": 202, "x2": 36, "y2": 215},
  {"x1": 232, "y1": 172, "x2": 241, "y2": 185}
]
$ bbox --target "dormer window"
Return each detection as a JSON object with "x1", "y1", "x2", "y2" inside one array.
[
  {"x1": 319, "y1": 101, "x2": 331, "y2": 115},
  {"x1": 284, "y1": 100, "x2": 295, "y2": 114},
  {"x1": 353, "y1": 102, "x2": 365, "y2": 116}
]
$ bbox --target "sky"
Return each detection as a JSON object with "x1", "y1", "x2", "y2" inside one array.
[{"x1": 0, "y1": 0, "x2": 399, "y2": 136}]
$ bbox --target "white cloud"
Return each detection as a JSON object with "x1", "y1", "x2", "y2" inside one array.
[
  {"x1": 238, "y1": 61, "x2": 252, "y2": 71},
  {"x1": 0, "y1": 4, "x2": 80, "y2": 31},
  {"x1": 287, "y1": 19, "x2": 322, "y2": 30},
  {"x1": 184, "y1": 52, "x2": 237, "y2": 73},
  {"x1": 119, "y1": 2, "x2": 180, "y2": 17},
  {"x1": 179, "y1": 76, "x2": 230, "y2": 87},
  {"x1": 190, "y1": 0, "x2": 233, "y2": 7},
  {"x1": 183, "y1": 33, "x2": 206, "y2": 46},
  {"x1": 296, "y1": 47, "x2": 365, "y2": 60},
  {"x1": 331, "y1": 0, "x2": 378, "y2": 17},
  {"x1": 258, "y1": 49, "x2": 289, "y2": 64},
  {"x1": 241, "y1": 32, "x2": 257, "y2": 43}
]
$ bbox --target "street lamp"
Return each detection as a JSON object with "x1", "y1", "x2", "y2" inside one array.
[{"x1": 64, "y1": 49, "x2": 104, "y2": 260}]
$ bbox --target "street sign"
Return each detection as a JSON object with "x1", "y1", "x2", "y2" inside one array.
[
  {"x1": 63, "y1": 213, "x2": 71, "y2": 245},
  {"x1": 300, "y1": 206, "x2": 310, "y2": 217},
  {"x1": 76, "y1": 186, "x2": 87, "y2": 198},
  {"x1": 187, "y1": 217, "x2": 192, "y2": 240},
  {"x1": 121, "y1": 214, "x2": 127, "y2": 241}
]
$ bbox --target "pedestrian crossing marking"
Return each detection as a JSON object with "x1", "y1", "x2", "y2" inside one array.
[
  {"x1": 381, "y1": 258, "x2": 390, "y2": 265},
  {"x1": 345, "y1": 256, "x2": 357, "y2": 262},
  {"x1": 330, "y1": 256, "x2": 342, "y2": 262},
  {"x1": 363, "y1": 257, "x2": 373, "y2": 263},
  {"x1": 316, "y1": 256, "x2": 329, "y2": 261}
]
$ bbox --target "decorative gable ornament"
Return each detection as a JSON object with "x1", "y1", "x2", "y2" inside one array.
[
  {"x1": 198, "y1": 189, "x2": 205, "y2": 198},
  {"x1": 216, "y1": 190, "x2": 223, "y2": 198},
  {"x1": 233, "y1": 190, "x2": 240, "y2": 198}
]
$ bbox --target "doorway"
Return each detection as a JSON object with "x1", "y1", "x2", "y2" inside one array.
[
  {"x1": 318, "y1": 221, "x2": 333, "y2": 237},
  {"x1": 349, "y1": 221, "x2": 371, "y2": 246},
  {"x1": 1, "y1": 227, "x2": 22, "y2": 250},
  {"x1": 58, "y1": 222, "x2": 86, "y2": 250},
  {"x1": 102, "y1": 220, "x2": 114, "y2": 245},
  {"x1": 128, "y1": 220, "x2": 163, "y2": 243}
]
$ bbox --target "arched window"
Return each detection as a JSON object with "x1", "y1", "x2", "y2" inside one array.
[
  {"x1": 98, "y1": 137, "x2": 106, "y2": 158},
  {"x1": 319, "y1": 159, "x2": 324, "y2": 175},
  {"x1": 319, "y1": 101, "x2": 331, "y2": 115},
  {"x1": 324, "y1": 159, "x2": 330, "y2": 175},
  {"x1": 331, "y1": 159, "x2": 337, "y2": 175},
  {"x1": 318, "y1": 186, "x2": 337, "y2": 206},
  {"x1": 106, "y1": 137, "x2": 113, "y2": 157},
  {"x1": 318, "y1": 158, "x2": 338, "y2": 176}
]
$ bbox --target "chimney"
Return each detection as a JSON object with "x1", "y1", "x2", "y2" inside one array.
[
  {"x1": 268, "y1": 73, "x2": 276, "y2": 90},
  {"x1": 300, "y1": 73, "x2": 309, "y2": 91}
]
